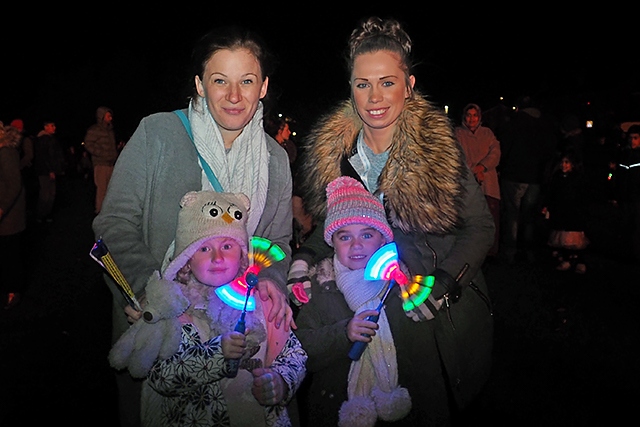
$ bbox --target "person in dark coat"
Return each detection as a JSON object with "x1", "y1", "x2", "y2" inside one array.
[
  {"x1": 33, "y1": 120, "x2": 65, "y2": 223},
  {"x1": 615, "y1": 124, "x2": 640, "y2": 262},
  {"x1": 498, "y1": 95, "x2": 557, "y2": 263},
  {"x1": 0, "y1": 122, "x2": 27, "y2": 309},
  {"x1": 287, "y1": 16, "x2": 494, "y2": 426},
  {"x1": 542, "y1": 146, "x2": 590, "y2": 273},
  {"x1": 83, "y1": 106, "x2": 118, "y2": 214}
]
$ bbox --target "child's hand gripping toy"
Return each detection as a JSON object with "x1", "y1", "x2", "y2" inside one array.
[
  {"x1": 214, "y1": 236, "x2": 285, "y2": 376},
  {"x1": 348, "y1": 242, "x2": 438, "y2": 361}
]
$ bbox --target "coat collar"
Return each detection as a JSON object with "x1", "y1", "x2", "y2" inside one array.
[{"x1": 298, "y1": 93, "x2": 467, "y2": 234}]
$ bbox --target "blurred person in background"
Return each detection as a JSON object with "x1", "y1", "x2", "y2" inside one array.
[
  {"x1": 84, "y1": 106, "x2": 118, "y2": 214},
  {"x1": 10, "y1": 119, "x2": 37, "y2": 221},
  {"x1": 0, "y1": 121, "x2": 27, "y2": 309},
  {"x1": 542, "y1": 146, "x2": 590, "y2": 274},
  {"x1": 34, "y1": 120, "x2": 65, "y2": 224},
  {"x1": 497, "y1": 95, "x2": 557, "y2": 264},
  {"x1": 455, "y1": 103, "x2": 501, "y2": 259},
  {"x1": 615, "y1": 124, "x2": 640, "y2": 263}
]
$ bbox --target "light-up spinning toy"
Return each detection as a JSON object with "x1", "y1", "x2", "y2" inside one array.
[
  {"x1": 214, "y1": 236, "x2": 286, "y2": 377},
  {"x1": 215, "y1": 236, "x2": 286, "y2": 311},
  {"x1": 348, "y1": 242, "x2": 435, "y2": 361}
]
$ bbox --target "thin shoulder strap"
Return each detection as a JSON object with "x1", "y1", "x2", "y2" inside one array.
[
  {"x1": 174, "y1": 109, "x2": 193, "y2": 140},
  {"x1": 173, "y1": 109, "x2": 223, "y2": 192}
]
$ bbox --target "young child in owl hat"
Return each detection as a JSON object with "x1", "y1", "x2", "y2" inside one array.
[{"x1": 136, "y1": 191, "x2": 307, "y2": 426}]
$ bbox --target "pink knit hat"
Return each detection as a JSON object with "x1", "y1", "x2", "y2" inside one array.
[{"x1": 324, "y1": 176, "x2": 393, "y2": 246}]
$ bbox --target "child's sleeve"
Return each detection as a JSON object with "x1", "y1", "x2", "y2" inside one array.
[
  {"x1": 268, "y1": 332, "x2": 308, "y2": 406},
  {"x1": 146, "y1": 324, "x2": 228, "y2": 396}
]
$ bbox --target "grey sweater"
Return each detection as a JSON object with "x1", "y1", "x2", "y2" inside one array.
[{"x1": 93, "y1": 110, "x2": 293, "y2": 342}]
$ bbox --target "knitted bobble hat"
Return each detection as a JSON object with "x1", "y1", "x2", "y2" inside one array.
[
  {"x1": 163, "y1": 191, "x2": 251, "y2": 281},
  {"x1": 324, "y1": 176, "x2": 393, "y2": 246}
]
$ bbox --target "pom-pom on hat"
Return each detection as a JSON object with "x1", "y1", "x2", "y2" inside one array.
[
  {"x1": 324, "y1": 176, "x2": 393, "y2": 246},
  {"x1": 163, "y1": 191, "x2": 251, "y2": 281}
]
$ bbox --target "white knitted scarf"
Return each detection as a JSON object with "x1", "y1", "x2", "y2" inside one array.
[
  {"x1": 334, "y1": 256, "x2": 411, "y2": 426},
  {"x1": 189, "y1": 97, "x2": 269, "y2": 236}
]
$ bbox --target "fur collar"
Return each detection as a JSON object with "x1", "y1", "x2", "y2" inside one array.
[{"x1": 298, "y1": 93, "x2": 467, "y2": 235}]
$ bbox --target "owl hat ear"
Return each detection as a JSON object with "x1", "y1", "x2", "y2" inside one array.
[{"x1": 163, "y1": 191, "x2": 251, "y2": 281}]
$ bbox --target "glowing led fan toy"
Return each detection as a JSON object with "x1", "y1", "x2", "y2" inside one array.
[
  {"x1": 90, "y1": 238, "x2": 142, "y2": 311},
  {"x1": 365, "y1": 242, "x2": 435, "y2": 312},
  {"x1": 214, "y1": 236, "x2": 286, "y2": 311},
  {"x1": 348, "y1": 242, "x2": 435, "y2": 361}
]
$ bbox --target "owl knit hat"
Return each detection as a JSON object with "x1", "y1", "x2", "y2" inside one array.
[
  {"x1": 324, "y1": 176, "x2": 393, "y2": 246},
  {"x1": 163, "y1": 191, "x2": 251, "y2": 282}
]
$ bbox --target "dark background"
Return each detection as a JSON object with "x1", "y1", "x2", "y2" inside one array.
[
  {"x1": 2, "y1": 9, "x2": 640, "y2": 425},
  {"x1": 2, "y1": 9, "x2": 639, "y2": 147}
]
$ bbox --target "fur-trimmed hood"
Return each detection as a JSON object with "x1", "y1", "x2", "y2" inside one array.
[
  {"x1": 0, "y1": 122, "x2": 21, "y2": 149},
  {"x1": 298, "y1": 93, "x2": 467, "y2": 235}
]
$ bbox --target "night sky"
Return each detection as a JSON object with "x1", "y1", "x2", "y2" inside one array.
[{"x1": 2, "y1": 10, "x2": 637, "y2": 147}]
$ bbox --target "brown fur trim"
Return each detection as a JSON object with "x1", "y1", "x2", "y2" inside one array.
[{"x1": 298, "y1": 93, "x2": 466, "y2": 234}]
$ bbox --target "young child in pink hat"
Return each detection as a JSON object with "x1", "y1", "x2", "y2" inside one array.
[{"x1": 295, "y1": 176, "x2": 442, "y2": 427}]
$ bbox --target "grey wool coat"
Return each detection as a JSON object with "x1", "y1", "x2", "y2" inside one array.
[{"x1": 93, "y1": 109, "x2": 293, "y2": 343}]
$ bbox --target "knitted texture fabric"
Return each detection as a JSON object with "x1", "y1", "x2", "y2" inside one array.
[
  {"x1": 334, "y1": 257, "x2": 411, "y2": 426},
  {"x1": 324, "y1": 176, "x2": 393, "y2": 246},
  {"x1": 163, "y1": 191, "x2": 250, "y2": 281}
]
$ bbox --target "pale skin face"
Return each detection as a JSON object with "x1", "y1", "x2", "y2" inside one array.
[
  {"x1": 561, "y1": 157, "x2": 574, "y2": 174},
  {"x1": 275, "y1": 122, "x2": 291, "y2": 143},
  {"x1": 629, "y1": 132, "x2": 640, "y2": 149},
  {"x1": 464, "y1": 108, "x2": 481, "y2": 132},
  {"x1": 351, "y1": 50, "x2": 415, "y2": 154},
  {"x1": 332, "y1": 224, "x2": 387, "y2": 270},
  {"x1": 44, "y1": 123, "x2": 56, "y2": 135},
  {"x1": 195, "y1": 48, "x2": 269, "y2": 148},
  {"x1": 187, "y1": 236, "x2": 243, "y2": 287}
]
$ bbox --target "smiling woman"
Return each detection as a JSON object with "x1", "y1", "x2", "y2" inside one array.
[
  {"x1": 291, "y1": 16, "x2": 495, "y2": 427},
  {"x1": 91, "y1": 24, "x2": 298, "y2": 427}
]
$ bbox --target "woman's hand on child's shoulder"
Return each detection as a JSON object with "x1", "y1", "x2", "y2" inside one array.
[{"x1": 257, "y1": 278, "x2": 296, "y2": 331}]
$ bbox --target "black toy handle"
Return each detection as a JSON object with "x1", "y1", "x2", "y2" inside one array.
[{"x1": 348, "y1": 313, "x2": 380, "y2": 361}]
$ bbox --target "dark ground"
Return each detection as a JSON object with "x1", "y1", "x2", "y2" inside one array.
[{"x1": 1, "y1": 176, "x2": 638, "y2": 426}]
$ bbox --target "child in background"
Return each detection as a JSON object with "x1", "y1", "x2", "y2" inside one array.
[
  {"x1": 542, "y1": 147, "x2": 590, "y2": 273},
  {"x1": 123, "y1": 191, "x2": 307, "y2": 426},
  {"x1": 295, "y1": 176, "x2": 443, "y2": 427}
]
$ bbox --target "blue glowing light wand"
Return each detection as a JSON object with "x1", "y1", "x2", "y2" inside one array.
[
  {"x1": 227, "y1": 272, "x2": 258, "y2": 378},
  {"x1": 348, "y1": 242, "x2": 408, "y2": 361}
]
